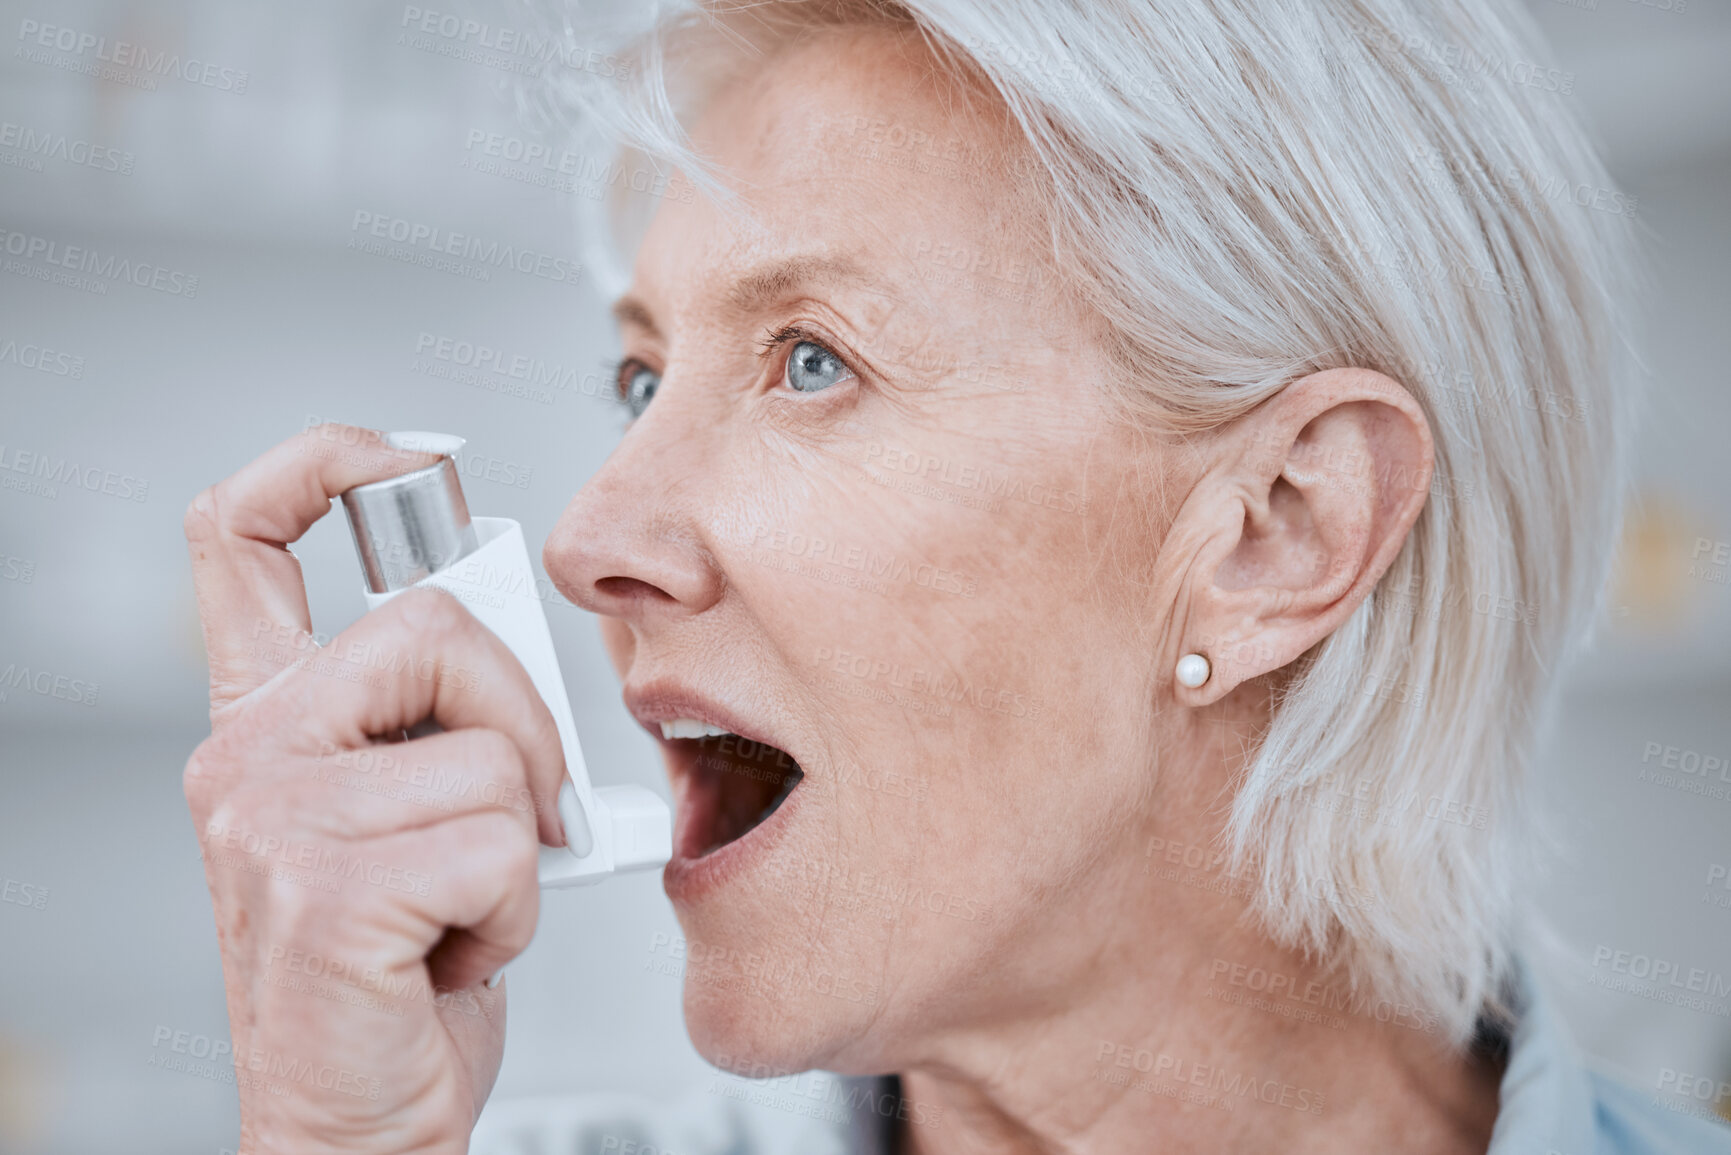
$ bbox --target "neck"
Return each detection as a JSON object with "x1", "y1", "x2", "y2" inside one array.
[{"x1": 888, "y1": 851, "x2": 1504, "y2": 1155}]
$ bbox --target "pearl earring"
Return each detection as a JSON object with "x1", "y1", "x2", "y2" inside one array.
[{"x1": 1175, "y1": 653, "x2": 1211, "y2": 689}]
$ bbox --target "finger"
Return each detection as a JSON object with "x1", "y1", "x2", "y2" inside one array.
[
  {"x1": 366, "y1": 810, "x2": 541, "y2": 995},
  {"x1": 254, "y1": 586, "x2": 568, "y2": 847},
  {"x1": 243, "y1": 812, "x2": 532, "y2": 1024},
  {"x1": 185, "y1": 424, "x2": 440, "y2": 713},
  {"x1": 273, "y1": 727, "x2": 541, "y2": 842}
]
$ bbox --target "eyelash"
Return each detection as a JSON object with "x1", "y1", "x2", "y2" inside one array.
[
  {"x1": 757, "y1": 323, "x2": 855, "y2": 380},
  {"x1": 607, "y1": 356, "x2": 648, "y2": 410},
  {"x1": 756, "y1": 323, "x2": 809, "y2": 356},
  {"x1": 610, "y1": 324, "x2": 855, "y2": 415}
]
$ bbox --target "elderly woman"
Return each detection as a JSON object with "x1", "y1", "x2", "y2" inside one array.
[{"x1": 179, "y1": 1, "x2": 1728, "y2": 1153}]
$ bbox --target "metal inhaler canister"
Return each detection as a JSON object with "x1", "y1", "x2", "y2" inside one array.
[
  {"x1": 338, "y1": 431, "x2": 672, "y2": 888},
  {"x1": 343, "y1": 449, "x2": 478, "y2": 594}
]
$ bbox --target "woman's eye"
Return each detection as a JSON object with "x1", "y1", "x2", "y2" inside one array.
[
  {"x1": 784, "y1": 340, "x2": 854, "y2": 394},
  {"x1": 617, "y1": 360, "x2": 660, "y2": 418}
]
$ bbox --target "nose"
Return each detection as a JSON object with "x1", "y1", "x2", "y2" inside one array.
[{"x1": 544, "y1": 413, "x2": 726, "y2": 624}]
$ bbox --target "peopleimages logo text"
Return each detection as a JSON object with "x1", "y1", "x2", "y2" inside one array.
[
  {"x1": 349, "y1": 211, "x2": 581, "y2": 286},
  {"x1": 0, "y1": 663, "x2": 100, "y2": 706},
  {"x1": 16, "y1": 19, "x2": 249, "y2": 92},
  {"x1": 0, "y1": 227, "x2": 198, "y2": 297},
  {"x1": 398, "y1": 7, "x2": 629, "y2": 78},
  {"x1": 0, "y1": 121, "x2": 133, "y2": 174},
  {"x1": 0, "y1": 337, "x2": 83, "y2": 378},
  {"x1": 0, "y1": 444, "x2": 149, "y2": 502}
]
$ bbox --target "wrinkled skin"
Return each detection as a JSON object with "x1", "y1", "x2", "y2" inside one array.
[{"x1": 184, "y1": 23, "x2": 1500, "y2": 1155}]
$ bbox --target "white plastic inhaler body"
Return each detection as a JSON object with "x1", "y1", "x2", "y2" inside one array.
[{"x1": 339, "y1": 432, "x2": 671, "y2": 888}]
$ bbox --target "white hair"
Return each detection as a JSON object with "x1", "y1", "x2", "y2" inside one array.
[{"x1": 528, "y1": 0, "x2": 1642, "y2": 1046}]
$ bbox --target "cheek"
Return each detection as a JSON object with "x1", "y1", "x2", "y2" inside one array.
[{"x1": 732, "y1": 428, "x2": 1127, "y2": 846}]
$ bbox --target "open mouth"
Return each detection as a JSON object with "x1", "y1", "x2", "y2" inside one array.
[{"x1": 659, "y1": 719, "x2": 805, "y2": 859}]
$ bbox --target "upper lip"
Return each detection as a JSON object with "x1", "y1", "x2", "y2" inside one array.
[{"x1": 623, "y1": 679, "x2": 792, "y2": 758}]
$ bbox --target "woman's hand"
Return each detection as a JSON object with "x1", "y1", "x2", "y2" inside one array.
[{"x1": 181, "y1": 424, "x2": 568, "y2": 1154}]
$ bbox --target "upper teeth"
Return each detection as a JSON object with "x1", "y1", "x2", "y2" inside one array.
[{"x1": 660, "y1": 718, "x2": 731, "y2": 740}]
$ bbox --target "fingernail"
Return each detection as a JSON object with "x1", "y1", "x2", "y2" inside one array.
[
  {"x1": 384, "y1": 430, "x2": 465, "y2": 457},
  {"x1": 485, "y1": 968, "x2": 504, "y2": 989},
  {"x1": 559, "y1": 779, "x2": 594, "y2": 858}
]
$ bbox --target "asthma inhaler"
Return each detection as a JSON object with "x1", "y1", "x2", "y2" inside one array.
[{"x1": 338, "y1": 432, "x2": 671, "y2": 888}]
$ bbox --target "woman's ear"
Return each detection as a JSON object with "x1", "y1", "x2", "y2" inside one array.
[{"x1": 1163, "y1": 368, "x2": 1435, "y2": 705}]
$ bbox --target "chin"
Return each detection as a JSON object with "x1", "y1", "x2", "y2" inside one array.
[
  {"x1": 667, "y1": 845, "x2": 894, "y2": 1078},
  {"x1": 681, "y1": 965, "x2": 830, "y2": 1078},
  {"x1": 673, "y1": 875, "x2": 933, "y2": 1081},
  {"x1": 638, "y1": 707, "x2": 924, "y2": 1078}
]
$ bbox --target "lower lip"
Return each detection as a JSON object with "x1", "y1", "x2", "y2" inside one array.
[{"x1": 662, "y1": 772, "x2": 807, "y2": 904}]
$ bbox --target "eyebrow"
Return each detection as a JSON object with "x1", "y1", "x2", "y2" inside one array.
[
  {"x1": 725, "y1": 254, "x2": 869, "y2": 314},
  {"x1": 609, "y1": 254, "x2": 872, "y2": 338},
  {"x1": 610, "y1": 296, "x2": 660, "y2": 337}
]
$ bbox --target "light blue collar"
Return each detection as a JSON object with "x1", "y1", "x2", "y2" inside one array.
[{"x1": 1486, "y1": 958, "x2": 1600, "y2": 1155}]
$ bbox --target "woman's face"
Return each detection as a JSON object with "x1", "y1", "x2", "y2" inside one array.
[{"x1": 546, "y1": 27, "x2": 1188, "y2": 1074}]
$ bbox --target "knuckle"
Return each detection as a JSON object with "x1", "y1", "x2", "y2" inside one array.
[
  {"x1": 495, "y1": 818, "x2": 541, "y2": 887},
  {"x1": 387, "y1": 586, "x2": 474, "y2": 641},
  {"x1": 182, "y1": 485, "x2": 222, "y2": 545},
  {"x1": 462, "y1": 728, "x2": 527, "y2": 784},
  {"x1": 304, "y1": 420, "x2": 368, "y2": 446},
  {"x1": 470, "y1": 808, "x2": 537, "y2": 874},
  {"x1": 200, "y1": 795, "x2": 257, "y2": 847},
  {"x1": 266, "y1": 871, "x2": 332, "y2": 947},
  {"x1": 492, "y1": 824, "x2": 541, "y2": 953},
  {"x1": 183, "y1": 737, "x2": 240, "y2": 815}
]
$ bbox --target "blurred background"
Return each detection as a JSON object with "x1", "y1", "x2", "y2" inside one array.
[{"x1": 0, "y1": 1, "x2": 1727, "y2": 1150}]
